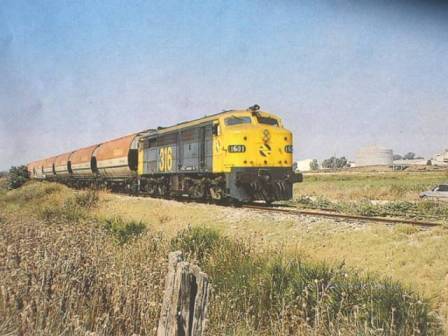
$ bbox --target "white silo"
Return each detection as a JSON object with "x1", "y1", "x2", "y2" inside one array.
[{"x1": 355, "y1": 146, "x2": 393, "y2": 167}]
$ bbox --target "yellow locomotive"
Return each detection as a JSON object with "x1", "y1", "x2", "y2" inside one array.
[
  {"x1": 28, "y1": 105, "x2": 302, "y2": 203},
  {"x1": 138, "y1": 105, "x2": 302, "y2": 202}
]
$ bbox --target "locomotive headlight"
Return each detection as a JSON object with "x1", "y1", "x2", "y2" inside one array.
[
  {"x1": 284, "y1": 145, "x2": 293, "y2": 153},
  {"x1": 228, "y1": 145, "x2": 246, "y2": 153}
]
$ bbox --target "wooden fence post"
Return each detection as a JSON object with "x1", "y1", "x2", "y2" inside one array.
[{"x1": 157, "y1": 251, "x2": 211, "y2": 336}]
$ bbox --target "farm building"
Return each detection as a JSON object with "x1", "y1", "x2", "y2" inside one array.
[
  {"x1": 294, "y1": 159, "x2": 318, "y2": 172},
  {"x1": 393, "y1": 159, "x2": 428, "y2": 166},
  {"x1": 354, "y1": 146, "x2": 393, "y2": 167},
  {"x1": 432, "y1": 149, "x2": 448, "y2": 166}
]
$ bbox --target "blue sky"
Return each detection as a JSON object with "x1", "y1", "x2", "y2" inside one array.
[{"x1": 0, "y1": 0, "x2": 447, "y2": 169}]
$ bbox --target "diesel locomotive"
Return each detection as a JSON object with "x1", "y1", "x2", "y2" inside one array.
[{"x1": 27, "y1": 105, "x2": 302, "y2": 203}]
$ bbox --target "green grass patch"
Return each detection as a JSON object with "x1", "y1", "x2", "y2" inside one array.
[
  {"x1": 171, "y1": 226, "x2": 222, "y2": 262},
  {"x1": 296, "y1": 171, "x2": 448, "y2": 202},
  {"x1": 38, "y1": 198, "x2": 86, "y2": 223},
  {"x1": 103, "y1": 216, "x2": 146, "y2": 245}
]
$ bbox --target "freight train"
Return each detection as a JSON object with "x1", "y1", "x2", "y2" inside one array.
[{"x1": 27, "y1": 105, "x2": 302, "y2": 203}]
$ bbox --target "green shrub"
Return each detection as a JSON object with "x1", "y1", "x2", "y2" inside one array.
[
  {"x1": 295, "y1": 196, "x2": 337, "y2": 211},
  {"x1": 351, "y1": 200, "x2": 384, "y2": 217},
  {"x1": 7, "y1": 165, "x2": 29, "y2": 189},
  {"x1": 171, "y1": 226, "x2": 222, "y2": 262},
  {"x1": 103, "y1": 217, "x2": 146, "y2": 245}
]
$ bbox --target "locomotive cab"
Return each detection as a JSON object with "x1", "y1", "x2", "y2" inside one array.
[{"x1": 214, "y1": 106, "x2": 302, "y2": 203}]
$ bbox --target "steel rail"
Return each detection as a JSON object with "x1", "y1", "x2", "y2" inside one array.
[{"x1": 242, "y1": 205, "x2": 444, "y2": 227}]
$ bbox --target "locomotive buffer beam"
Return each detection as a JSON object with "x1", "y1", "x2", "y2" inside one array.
[{"x1": 233, "y1": 167, "x2": 300, "y2": 203}]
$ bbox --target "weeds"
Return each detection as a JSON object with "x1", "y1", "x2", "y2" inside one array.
[
  {"x1": 171, "y1": 226, "x2": 222, "y2": 262},
  {"x1": 0, "y1": 181, "x2": 445, "y2": 335},
  {"x1": 103, "y1": 216, "x2": 146, "y2": 245},
  {"x1": 295, "y1": 195, "x2": 335, "y2": 211},
  {"x1": 172, "y1": 227, "x2": 442, "y2": 335},
  {"x1": 294, "y1": 196, "x2": 448, "y2": 221},
  {"x1": 35, "y1": 189, "x2": 99, "y2": 223},
  {"x1": 74, "y1": 189, "x2": 99, "y2": 209},
  {"x1": 38, "y1": 198, "x2": 86, "y2": 223},
  {"x1": 0, "y1": 181, "x2": 63, "y2": 205}
]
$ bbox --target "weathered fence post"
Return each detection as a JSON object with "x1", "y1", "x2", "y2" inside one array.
[{"x1": 157, "y1": 251, "x2": 211, "y2": 336}]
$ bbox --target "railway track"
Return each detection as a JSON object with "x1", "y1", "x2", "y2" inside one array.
[
  {"x1": 136, "y1": 193, "x2": 444, "y2": 227},
  {"x1": 92, "y1": 186, "x2": 446, "y2": 228},
  {"x1": 241, "y1": 204, "x2": 444, "y2": 227}
]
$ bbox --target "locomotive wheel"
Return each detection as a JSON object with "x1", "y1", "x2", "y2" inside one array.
[
  {"x1": 146, "y1": 183, "x2": 158, "y2": 196},
  {"x1": 158, "y1": 184, "x2": 168, "y2": 196},
  {"x1": 209, "y1": 186, "x2": 223, "y2": 200},
  {"x1": 192, "y1": 183, "x2": 206, "y2": 199}
]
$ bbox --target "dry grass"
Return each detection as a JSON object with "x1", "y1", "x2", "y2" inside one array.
[
  {"x1": 94, "y1": 191, "x2": 448, "y2": 331},
  {"x1": 0, "y1": 181, "x2": 446, "y2": 334},
  {"x1": 0, "y1": 177, "x2": 8, "y2": 194},
  {"x1": 0, "y1": 214, "x2": 167, "y2": 335}
]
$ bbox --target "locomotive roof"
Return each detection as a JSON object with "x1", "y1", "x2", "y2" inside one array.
[{"x1": 153, "y1": 108, "x2": 276, "y2": 136}]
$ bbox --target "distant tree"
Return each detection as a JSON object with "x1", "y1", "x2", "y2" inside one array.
[
  {"x1": 403, "y1": 152, "x2": 415, "y2": 160},
  {"x1": 337, "y1": 156, "x2": 348, "y2": 168},
  {"x1": 426, "y1": 160, "x2": 432, "y2": 166},
  {"x1": 309, "y1": 159, "x2": 319, "y2": 171},
  {"x1": 7, "y1": 165, "x2": 29, "y2": 189},
  {"x1": 415, "y1": 156, "x2": 424, "y2": 160},
  {"x1": 322, "y1": 156, "x2": 348, "y2": 169},
  {"x1": 321, "y1": 157, "x2": 334, "y2": 169},
  {"x1": 393, "y1": 154, "x2": 402, "y2": 160}
]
